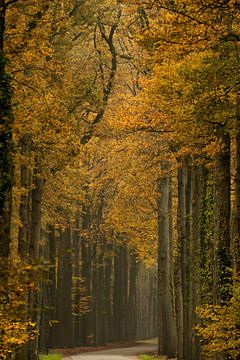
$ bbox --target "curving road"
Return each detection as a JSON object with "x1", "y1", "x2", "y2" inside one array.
[{"x1": 63, "y1": 343, "x2": 157, "y2": 360}]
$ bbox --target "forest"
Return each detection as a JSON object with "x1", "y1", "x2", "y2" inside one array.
[{"x1": 0, "y1": 1, "x2": 240, "y2": 360}]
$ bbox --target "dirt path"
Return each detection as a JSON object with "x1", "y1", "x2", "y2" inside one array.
[{"x1": 63, "y1": 343, "x2": 157, "y2": 360}]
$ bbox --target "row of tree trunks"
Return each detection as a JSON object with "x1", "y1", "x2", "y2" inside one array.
[
  {"x1": 135, "y1": 264, "x2": 157, "y2": 340},
  {"x1": 45, "y1": 207, "x2": 157, "y2": 350},
  {"x1": 157, "y1": 129, "x2": 232, "y2": 359}
]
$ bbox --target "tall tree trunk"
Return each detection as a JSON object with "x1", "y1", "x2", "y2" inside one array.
[
  {"x1": 190, "y1": 166, "x2": 201, "y2": 360},
  {"x1": 157, "y1": 174, "x2": 176, "y2": 358},
  {"x1": 184, "y1": 163, "x2": 192, "y2": 360},
  {"x1": 113, "y1": 245, "x2": 128, "y2": 341},
  {"x1": 29, "y1": 176, "x2": 43, "y2": 260},
  {"x1": 80, "y1": 205, "x2": 91, "y2": 345},
  {"x1": 127, "y1": 252, "x2": 138, "y2": 341},
  {"x1": 199, "y1": 169, "x2": 214, "y2": 304},
  {"x1": 38, "y1": 229, "x2": 50, "y2": 354},
  {"x1": 232, "y1": 111, "x2": 240, "y2": 275},
  {"x1": 105, "y1": 244, "x2": 113, "y2": 342},
  {"x1": 48, "y1": 225, "x2": 57, "y2": 348},
  {"x1": 95, "y1": 239, "x2": 106, "y2": 345},
  {"x1": 174, "y1": 166, "x2": 184, "y2": 360},
  {"x1": 73, "y1": 211, "x2": 81, "y2": 346},
  {"x1": 213, "y1": 128, "x2": 231, "y2": 303},
  {"x1": 56, "y1": 226, "x2": 74, "y2": 348},
  {"x1": 0, "y1": 0, "x2": 13, "y2": 258},
  {"x1": 18, "y1": 134, "x2": 32, "y2": 258},
  {"x1": 28, "y1": 175, "x2": 44, "y2": 360}
]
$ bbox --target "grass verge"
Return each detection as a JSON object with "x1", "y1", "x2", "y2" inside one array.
[{"x1": 39, "y1": 354, "x2": 61, "y2": 360}]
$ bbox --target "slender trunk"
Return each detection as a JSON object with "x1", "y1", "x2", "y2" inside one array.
[
  {"x1": 199, "y1": 169, "x2": 214, "y2": 304},
  {"x1": 113, "y1": 246, "x2": 121, "y2": 341},
  {"x1": 190, "y1": 166, "x2": 201, "y2": 360},
  {"x1": 73, "y1": 211, "x2": 81, "y2": 346},
  {"x1": 80, "y1": 205, "x2": 91, "y2": 345},
  {"x1": 105, "y1": 244, "x2": 113, "y2": 342},
  {"x1": 233, "y1": 113, "x2": 240, "y2": 274},
  {"x1": 127, "y1": 253, "x2": 138, "y2": 341},
  {"x1": 184, "y1": 164, "x2": 192, "y2": 360},
  {"x1": 95, "y1": 239, "x2": 106, "y2": 345},
  {"x1": 48, "y1": 225, "x2": 57, "y2": 348},
  {"x1": 38, "y1": 230, "x2": 50, "y2": 354},
  {"x1": 18, "y1": 134, "x2": 32, "y2": 258},
  {"x1": 29, "y1": 176, "x2": 43, "y2": 260},
  {"x1": 174, "y1": 166, "x2": 184, "y2": 360},
  {"x1": 28, "y1": 175, "x2": 44, "y2": 360}
]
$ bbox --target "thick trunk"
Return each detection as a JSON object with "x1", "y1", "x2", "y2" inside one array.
[
  {"x1": 157, "y1": 174, "x2": 176, "y2": 358},
  {"x1": 56, "y1": 227, "x2": 74, "y2": 348}
]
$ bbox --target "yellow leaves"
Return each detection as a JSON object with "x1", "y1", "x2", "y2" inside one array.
[
  {"x1": 0, "y1": 259, "x2": 42, "y2": 359},
  {"x1": 196, "y1": 280, "x2": 240, "y2": 359}
]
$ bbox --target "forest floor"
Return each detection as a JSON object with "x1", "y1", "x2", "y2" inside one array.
[{"x1": 60, "y1": 343, "x2": 158, "y2": 359}]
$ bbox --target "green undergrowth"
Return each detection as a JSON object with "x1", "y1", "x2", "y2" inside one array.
[{"x1": 39, "y1": 354, "x2": 61, "y2": 360}]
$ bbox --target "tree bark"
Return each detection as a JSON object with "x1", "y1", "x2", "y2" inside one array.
[
  {"x1": 0, "y1": 0, "x2": 13, "y2": 258},
  {"x1": 174, "y1": 166, "x2": 184, "y2": 360},
  {"x1": 73, "y1": 211, "x2": 81, "y2": 346},
  {"x1": 48, "y1": 225, "x2": 57, "y2": 348},
  {"x1": 232, "y1": 113, "x2": 240, "y2": 275},
  {"x1": 56, "y1": 226, "x2": 74, "y2": 348},
  {"x1": 213, "y1": 128, "x2": 231, "y2": 303},
  {"x1": 18, "y1": 134, "x2": 32, "y2": 258},
  {"x1": 105, "y1": 244, "x2": 113, "y2": 342},
  {"x1": 127, "y1": 252, "x2": 138, "y2": 341},
  {"x1": 80, "y1": 205, "x2": 91, "y2": 345},
  {"x1": 157, "y1": 173, "x2": 176, "y2": 358}
]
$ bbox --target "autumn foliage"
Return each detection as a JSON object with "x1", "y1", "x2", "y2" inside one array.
[{"x1": 0, "y1": 0, "x2": 240, "y2": 359}]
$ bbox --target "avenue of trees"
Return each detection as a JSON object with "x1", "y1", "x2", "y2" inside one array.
[{"x1": 0, "y1": 1, "x2": 240, "y2": 360}]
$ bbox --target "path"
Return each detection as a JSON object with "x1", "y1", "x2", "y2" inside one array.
[{"x1": 63, "y1": 343, "x2": 157, "y2": 360}]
